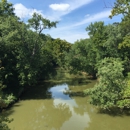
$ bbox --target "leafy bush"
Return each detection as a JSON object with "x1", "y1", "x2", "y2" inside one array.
[{"x1": 84, "y1": 58, "x2": 126, "y2": 110}]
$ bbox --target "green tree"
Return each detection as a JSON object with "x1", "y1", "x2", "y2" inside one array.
[
  {"x1": 45, "y1": 38, "x2": 71, "y2": 67},
  {"x1": 110, "y1": 0, "x2": 130, "y2": 73},
  {"x1": 0, "y1": 115, "x2": 12, "y2": 130},
  {"x1": 0, "y1": 61, "x2": 14, "y2": 130},
  {"x1": 65, "y1": 39, "x2": 97, "y2": 77},
  {"x1": 109, "y1": 0, "x2": 130, "y2": 18},
  {"x1": 117, "y1": 72, "x2": 130, "y2": 108},
  {"x1": 85, "y1": 58, "x2": 126, "y2": 110},
  {"x1": 0, "y1": 0, "x2": 15, "y2": 16},
  {"x1": 65, "y1": 22, "x2": 109, "y2": 78},
  {"x1": 0, "y1": 0, "x2": 21, "y2": 95},
  {"x1": 28, "y1": 12, "x2": 58, "y2": 34},
  {"x1": 102, "y1": 24, "x2": 121, "y2": 58},
  {"x1": 0, "y1": 0, "x2": 59, "y2": 96},
  {"x1": 85, "y1": 22, "x2": 109, "y2": 77}
]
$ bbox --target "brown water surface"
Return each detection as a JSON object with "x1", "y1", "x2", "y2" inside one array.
[{"x1": 6, "y1": 72, "x2": 130, "y2": 130}]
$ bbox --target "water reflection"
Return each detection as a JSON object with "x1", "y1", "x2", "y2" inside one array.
[
  {"x1": 7, "y1": 83, "x2": 91, "y2": 130},
  {"x1": 7, "y1": 80, "x2": 130, "y2": 130},
  {"x1": 7, "y1": 99, "x2": 73, "y2": 130},
  {"x1": 31, "y1": 100, "x2": 72, "y2": 130},
  {"x1": 53, "y1": 98, "x2": 91, "y2": 130},
  {"x1": 74, "y1": 97, "x2": 89, "y2": 116},
  {"x1": 49, "y1": 83, "x2": 70, "y2": 100}
]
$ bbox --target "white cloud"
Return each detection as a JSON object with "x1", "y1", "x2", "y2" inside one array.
[
  {"x1": 29, "y1": 9, "x2": 44, "y2": 17},
  {"x1": 59, "y1": 32, "x2": 89, "y2": 43},
  {"x1": 13, "y1": 3, "x2": 45, "y2": 19},
  {"x1": 73, "y1": 10, "x2": 111, "y2": 26},
  {"x1": 13, "y1": 3, "x2": 30, "y2": 18},
  {"x1": 13, "y1": 1, "x2": 112, "y2": 43},
  {"x1": 49, "y1": 4, "x2": 70, "y2": 11},
  {"x1": 48, "y1": 0, "x2": 94, "y2": 20},
  {"x1": 45, "y1": 27, "x2": 89, "y2": 43},
  {"x1": 68, "y1": 0, "x2": 94, "y2": 12},
  {"x1": 46, "y1": 10, "x2": 112, "y2": 32},
  {"x1": 13, "y1": 0, "x2": 94, "y2": 21},
  {"x1": 85, "y1": 14, "x2": 90, "y2": 17},
  {"x1": 44, "y1": 10, "x2": 112, "y2": 43}
]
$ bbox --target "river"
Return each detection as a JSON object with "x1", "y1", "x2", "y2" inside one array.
[{"x1": 5, "y1": 70, "x2": 130, "y2": 130}]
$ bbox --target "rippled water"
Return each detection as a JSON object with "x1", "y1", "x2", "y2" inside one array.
[{"x1": 6, "y1": 72, "x2": 130, "y2": 130}]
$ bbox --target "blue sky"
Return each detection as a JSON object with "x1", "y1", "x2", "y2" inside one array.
[{"x1": 9, "y1": 0, "x2": 121, "y2": 43}]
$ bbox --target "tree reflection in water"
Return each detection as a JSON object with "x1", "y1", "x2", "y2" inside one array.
[
  {"x1": 73, "y1": 97, "x2": 94, "y2": 116},
  {"x1": 30, "y1": 100, "x2": 72, "y2": 130}
]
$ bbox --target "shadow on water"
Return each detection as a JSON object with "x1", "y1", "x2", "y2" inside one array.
[
  {"x1": 98, "y1": 107, "x2": 130, "y2": 117},
  {"x1": 20, "y1": 83, "x2": 53, "y2": 100},
  {"x1": 20, "y1": 81, "x2": 91, "y2": 100},
  {"x1": 0, "y1": 101, "x2": 22, "y2": 117},
  {"x1": 20, "y1": 69, "x2": 93, "y2": 100},
  {"x1": 1, "y1": 109, "x2": 14, "y2": 117}
]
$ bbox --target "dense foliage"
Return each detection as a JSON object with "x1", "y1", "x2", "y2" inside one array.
[
  {"x1": 65, "y1": 0, "x2": 130, "y2": 110},
  {"x1": 1, "y1": 0, "x2": 130, "y2": 128},
  {"x1": 0, "y1": 0, "x2": 71, "y2": 129},
  {"x1": 0, "y1": 0, "x2": 71, "y2": 97},
  {"x1": 84, "y1": 58, "x2": 126, "y2": 109}
]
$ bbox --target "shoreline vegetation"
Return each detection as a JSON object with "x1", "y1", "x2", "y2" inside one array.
[{"x1": 0, "y1": 0, "x2": 130, "y2": 129}]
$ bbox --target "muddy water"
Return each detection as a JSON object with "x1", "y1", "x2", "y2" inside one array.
[{"x1": 6, "y1": 72, "x2": 130, "y2": 130}]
